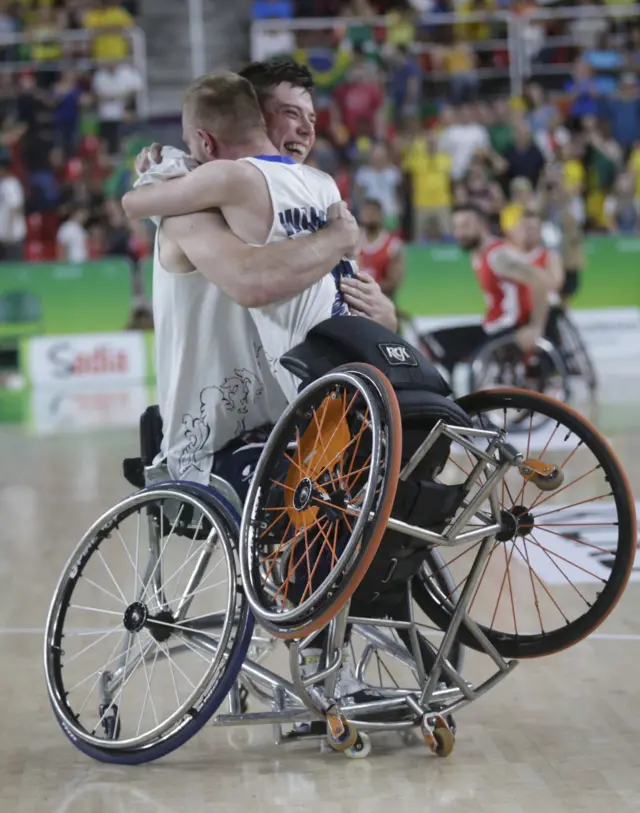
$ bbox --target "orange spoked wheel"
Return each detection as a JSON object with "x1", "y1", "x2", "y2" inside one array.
[
  {"x1": 239, "y1": 364, "x2": 402, "y2": 640},
  {"x1": 414, "y1": 388, "x2": 636, "y2": 659}
]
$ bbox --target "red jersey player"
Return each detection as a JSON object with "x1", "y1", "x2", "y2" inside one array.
[
  {"x1": 357, "y1": 199, "x2": 404, "y2": 299},
  {"x1": 419, "y1": 204, "x2": 553, "y2": 375}
]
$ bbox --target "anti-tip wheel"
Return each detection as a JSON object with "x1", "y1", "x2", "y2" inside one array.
[
  {"x1": 431, "y1": 726, "x2": 455, "y2": 758},
  {"x1": 344, "y1": 732, "x2": 372, "y2": 759},
  {"x1": 327, "y1": 720, "x2": 358, "y2": 752}
]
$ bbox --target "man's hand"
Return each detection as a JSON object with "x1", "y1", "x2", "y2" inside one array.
[
  {"x1": 514, "y1": 324, "x2": 542, "y2": 353},
  {"x1": 134, "y1": 142, "x2": 162, "y2": 177},
  {"x1": 340, "y1": 272, "x2": 398, "y2": 331},
  {"x1": 327, "y1": 201, "x2": 360, "y2": 258}
]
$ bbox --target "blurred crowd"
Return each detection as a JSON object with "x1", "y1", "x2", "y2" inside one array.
[
  {"x1": 253, "y1": 0, "x2": 640, "y2": 249},
  {"x1": 2, "y1": 0, "x2": 640, "y2": 273},
  {"x1": 0, "y1": 0, "x2": 148, "y2": 274}
]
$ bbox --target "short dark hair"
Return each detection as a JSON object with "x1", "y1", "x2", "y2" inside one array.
[
  {"x1": 362, "y1": 198, "x2": 383, "y2": 212},
  {"x1": 239, "y1": 59, "x2": 314, "y2": 107},
  {"x1": 452, "y1": 203, "x2": 489, "y2": 222},
  {"x1": 183, "y1": 71, "x2": 264, "y2": 141}
]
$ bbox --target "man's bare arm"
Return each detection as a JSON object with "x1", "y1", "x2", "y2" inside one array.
[
  {"x1": 491, "y1": 245, "x2": 550, "y2": 332},
  {"x1": 545, "y1": 250, "x2": 565, "y2": 292},
  {"x1": 162, "y1": 206, "x2": 358, "y2": 308},
  {"x1": 122, "y1": 160, "x2": 251, "y2": 220}
]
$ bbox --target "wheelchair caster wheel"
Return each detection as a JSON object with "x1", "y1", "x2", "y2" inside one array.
[
  {"x1": 520, "y1": 458, "x2": 564, "y2": 492},
  {"x1": 422, "y1": 715, "x2": 455, "y2": 758},
  {"x1": 326, "y1": 708, "x2": 358, "y2": 752},
  {"x1": 532, "y1": 468, "x2": 564, "y2": 491},
  {"x1": 344, "y1": 732, "x2": 371, "y2": 759}
]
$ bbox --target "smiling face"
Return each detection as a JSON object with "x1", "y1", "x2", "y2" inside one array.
[{"x1": 261, "y1": 83, "x2": 316, "y2": 163}]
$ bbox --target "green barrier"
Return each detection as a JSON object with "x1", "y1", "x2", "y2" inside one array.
[
  {"x1": 0, "y1": 258, "x2": 134, "y2": 342},
  {"x1": 0, "y1": 238, "x2": 639, "y2": 343},
  {"x1": 396, "y1": 236, "x2": 640, "y2": 316}
]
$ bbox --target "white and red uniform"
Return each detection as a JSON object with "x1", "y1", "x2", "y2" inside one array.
[
  {"x1": 358, "y1": 230, "x2": 402, "y2": 288},
  {"x1": 473, "y1": 238, "x2": 533, "y2": 334}
]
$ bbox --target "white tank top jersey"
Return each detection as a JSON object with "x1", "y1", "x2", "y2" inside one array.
[
  {"x1": 241, "y1": 155, "x2": 357, "y2": 401},
  {"x1": 152, "y1": 237, "x2": 287, "y2": 484},
  {"x1": 153, "y1": 154, "x2": 356, "y2": 482}
]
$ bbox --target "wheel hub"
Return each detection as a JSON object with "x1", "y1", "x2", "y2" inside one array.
[
  {"x1": 123, "y1": 601, "x2": 148, "y2": 633},
  {"x1": 293, "y1": 477, "x2": 314, "y2": 511},
  {"x1": 147, "y1": 609, "x2": 176, "y2": 643},
  {"x1": 497, "y1": 506, "x2": 535, "y2": 542}
]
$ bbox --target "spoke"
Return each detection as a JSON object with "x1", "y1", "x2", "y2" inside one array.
[
  {"x1": 64, "y1": 624, "x2": 124, "y2": 666},
  {"x1": 139, "y1": 503, "x2": 188, "y2": 605},
  {"x1": 93, "y1": 635, "x2": 146, "y2": 737},
  {"x1": 70, "y1": 605, "x2": 124, "y2": 617},
  {"x1": 511, "y1": 538, "x2": 570, "y2": 624},
  {"x1": 80, "y1": 577, "x2": 128, "y2": 608},
  {"x1": 529, "y1": 466, "x2": 601, "y2": 511},
  {"x1": 533, "y1": 492, "x2": 611, "y2": 520},
  {"x1": 95, "y1": 548, "x2": 129, "y2": 606},
  {"x1": 135, "y1": 638, "x2": 161, "y2": 736},
  {"x1": 534, "y1": 525, "x2": 613, "y2": 556},
  {"x1": 519, "y1": 533, "x2": 545, "y2": 634},
  {"x1": 71, "y1": 629, "x2": 128, "y2": 712},
  {"x1": 115, "y1": 525, "x2": 145, "y2": 600},
  {"x1": 527, "y1": 533, "x2": 604, "y2": 592},
  {"x1": 162, "y1": 641, "x2": 182, "y2": 709},
  {"x1": 171, "y1": 513, "x2": 204, "y2": 605}
]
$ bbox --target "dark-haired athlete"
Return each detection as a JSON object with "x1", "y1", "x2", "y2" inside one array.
[{"x1": 422, "y1": 204, "x2": 553, "y2": 375}]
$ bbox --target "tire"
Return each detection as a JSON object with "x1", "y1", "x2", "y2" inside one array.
[
  {"x1": 239, "y1": 363, "x2": 402, "y2": 640},
  {"x1": 45, "y1": 483, "x2": 254, "y2": 764}
]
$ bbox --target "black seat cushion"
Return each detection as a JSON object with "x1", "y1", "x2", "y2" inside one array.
[{"x1": 280, "y1": 315, "x2": 452, "y2": 397}]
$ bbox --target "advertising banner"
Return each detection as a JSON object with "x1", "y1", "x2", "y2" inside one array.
[{"x1": 22, "y1": 332, "x2": 148, "y2": 387}]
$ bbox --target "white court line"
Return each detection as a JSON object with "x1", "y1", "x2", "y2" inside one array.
[{"x1": 4, "y1": 628, "x2": 640, "y2": 641}]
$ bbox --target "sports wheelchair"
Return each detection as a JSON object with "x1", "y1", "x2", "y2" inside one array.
[
  {"x1": 401, "y1": 307, "x2": 598, "y2": 411},
  {"x1": 44, "y1": 317, "x2": 635, "y2": 765}
]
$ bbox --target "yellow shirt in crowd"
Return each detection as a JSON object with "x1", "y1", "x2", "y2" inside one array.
[
  {"x1": 500, "y1": 203, "x2": 524, "y2": 234},
  {"x1": 628, "y1": 147, "x2": 640, "y2": 198},
  {"x1": 402, "y1": 140, "x2": 452, "y2": 209},
  {"x1": 84, "y1": 5, "x2": 135, "y2": 60},
  {"x1": 563, "y1": 159, "x2": 586, "y2": 193}
]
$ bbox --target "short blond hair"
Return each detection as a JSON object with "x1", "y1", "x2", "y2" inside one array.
[{"x1": 182, "y1": 71, "x2": 265, "y2": 142}]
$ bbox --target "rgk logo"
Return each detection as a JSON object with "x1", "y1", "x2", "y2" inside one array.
[{"x1": 378, "y1": 343, "x2": 418, "y2": 366}]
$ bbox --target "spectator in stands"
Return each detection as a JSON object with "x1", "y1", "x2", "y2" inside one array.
[
  {"x1": 0, "y1": 158, "x2": 26, "y2": 261},
  {"x1": 565, "y1": 60, "x2": 600, "y2": 126},
  {"x1": 583, "y1": 115, "x2": 623, "y2": 227},
  {"x1": 603, "y1": 172, "x2": 640, "y2": 234},
  {"x1": 84, "y1": 0, "x2": 135, "y2": 62},
  {"x1": 53, "y1": 70, "x2": 83, "y2": 160},
  {"x1": 438, "y1": 103, "x2": 489, "y2": 182},
  {"x1": 92, "y1": 60, "x2": 142, "y2": 155},
  {"x1": 628, "y1": 138, "x2": 640, "y2": 204},
  {"x1": 539, "y1": 176, "x2": 586, "y2": 306},
  {"x1": 502, "y1": 120, "x2": 546, "y2": 188},
  {"x1": 558, "y1": 139, "x2": 587, "y2": 224},
  {"x1": 332, "y1": 49, "x2": 385, "y2": 140},
  {"x1": 487, "y1": 99, "x2": 514, "y2": 155},
  {"x1": 402, "y1": 126, "x2": 453, "y2": 241},
  {"x1": 440, "y1": 40, "x2": 478, "y2": 104},
  {"x1": 524, "y1": 83, "x2": 557, "y2": 140},
  {"x1": 465, "y1": 160, "x2": 504, "y2": 225},
  {"x1": 626, "y1": 25, "x2": 640, "y2": 71},
  {"x1": 500, "y1": 176, "x2": 535, "y2": 234},
  {"x1": 387, "y1": 44, "x2": 421, "y2": 124},
  {"x1": 56, "y1": 204, "x2": 89, "y2": 263},
  {"x1": 601, "y1": 73, "x2": 640, "y2": 156},
  {"x1": 353, "y1": 141, "x2": 403, "y2": 230}
]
